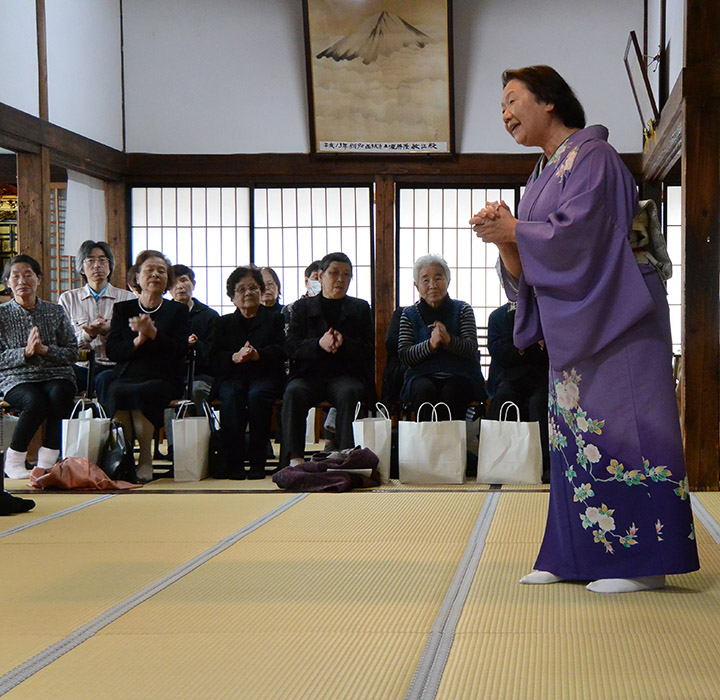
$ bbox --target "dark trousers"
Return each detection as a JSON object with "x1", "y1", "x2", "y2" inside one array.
[
  {"x1": 280, "y1": 374, "x2": 365, "y2": 462},
  {"x1": 409, "y1": 375, "x2": 474, "y2": 420},
  {"x1": 73, "y1": 365, "x2": 114, "y2": 408},
  {"x1": 5, "y1": 379, "x2": 76, "y2": 451},
  {"x1": 218, "y1": 376, "x2": 281, "y2": 472},
  {"x1": 490, "y1": 379, "x2": 550, "y2": 474}
]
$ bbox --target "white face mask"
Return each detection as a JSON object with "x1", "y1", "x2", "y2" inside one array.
[{"x1": 306, "y1": 279, "x2": 321, "y2": 296}]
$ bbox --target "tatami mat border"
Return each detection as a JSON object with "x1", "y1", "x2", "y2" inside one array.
[
  {"x1": 690, "y1": 494, "x2": 720, "y2": 545},
  {"x1": 405, "y1": 491, "x2": 501, "y2": 700},
  {"x1": 0, "y1": 493, "x2": 307, "y2": 696},
  {"x1": 0, "y1": 495, "x2": 116, "y2": 539}
]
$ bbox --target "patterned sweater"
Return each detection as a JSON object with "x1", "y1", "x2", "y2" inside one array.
[{"x1": 0, "y1": 299, "x2": 78, "y2": 395}]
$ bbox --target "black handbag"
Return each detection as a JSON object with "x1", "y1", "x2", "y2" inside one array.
[
  {"x1": 99, "y1": 421, "x2": 137, "y2": 483},
  {"x1": 203, "y1": 403, "x2": 228, "y2": 479}
]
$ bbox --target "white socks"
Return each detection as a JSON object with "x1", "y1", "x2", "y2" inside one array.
[
  {"x1": 37, "y1": 447, "x2": 60, "y2": 470},
  {"x1": 289, "y1": 457, "x2": 305, "y2": 467},
  {"x1": 4, "y1": 448, "x2": 30, "y2": 480},
  {"x1": 520, "y1": 569, "x2": 666, "y2": 593},
  {"x1": 586, "y1": 575, "x2": 666, "y2": 594},
  {"x1": 520, "y1": 570, "x2": 564, "y2": 584}
]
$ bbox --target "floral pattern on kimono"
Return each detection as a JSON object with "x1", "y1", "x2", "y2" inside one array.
[{"x1": 549, "y1": 369, "x2": 694, "y2": 556}]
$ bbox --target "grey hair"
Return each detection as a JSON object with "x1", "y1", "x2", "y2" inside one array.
[
  {"x1": 413, "y1": 254, "x2": 451, "y2": 285},
  {"x1": 75, "y1": 240, "x2": 115, "y2": 279}
]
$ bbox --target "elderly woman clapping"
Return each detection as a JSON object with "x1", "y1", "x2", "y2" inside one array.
[
  {"x1": 106, "y1": 250, "x2": 190, "y2": 482},
  {"x1": 0, "y1": 255, "x2": 78, "y2": 479},
  {"x1": 398, "y1": 254, "x2": 486, "y2": 419}
]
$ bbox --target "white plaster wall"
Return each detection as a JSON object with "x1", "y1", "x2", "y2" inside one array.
[
  {"x1": 646, "y1": 2, "x2": 663, "y2": 106},
  {"x1": 124, "y1": 0, "x2": 644, "y2": 154},
  {"x1": 455, "y1": 0, "x2": 644, "y2": 153},
  {"x1": 0, "y1": 0, "x2": 39, "y2": 116},
  {"x1": 122, "y1": 0, "x2": 308, "y2": 154},
  {"x1": 666, "y1": 0, "x2": 684, "y2": 91},
  {"x1": 46, "y1": 0, "x2": 124, "y2": 149}
]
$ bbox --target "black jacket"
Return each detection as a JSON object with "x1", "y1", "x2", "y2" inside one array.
[
  {"x1": 106, "y1": 298, "x2": 189, "y2": 389},
  {"x1": 285, "y1": 294, "x2": 374, "y2": 389},
  {"x1": 188, "y1": 298, "x2": 220, "y2": 376},
  {"x1": 487, "y1": 303, "x2": 548, "y2": 396},
  {"x1": 209, "y1": 304, "x2": 286, "y2": 397}
]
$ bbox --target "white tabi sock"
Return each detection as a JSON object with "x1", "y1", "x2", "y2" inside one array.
[
  {"x1": 586, "y1": 575, "x2": 666, "y2": 594},
  {"x1": 4, "y1": 448, "x2": 30, "y2": 479},
  {"x1": 519, "y1": 570, "x2": 565, "y2": 584},
  {"x1": 37, "y1": 447, "x2": 60, "y2": 470}
]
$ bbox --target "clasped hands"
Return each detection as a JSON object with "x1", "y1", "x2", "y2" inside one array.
[
  {"x1": 81, "y1": 317, "x2": 110, "y2": 339},
  {"x1": 232, "y1": 341, "x2": 259, "y2": 364},
  {"x1": 469, "y1": 200, "x2": 517, "y2": 245},
  {"x1": 429, "y1": 321, "x2": 451, "y2": 351},
  {"x1": 24, "y1": 326, "x2": 48, "y2": 358},
  {"x1": 129, "y1": 313, "x2": 157, "y2": 346},
  {"x1": 319, "y1": 327, "x2": 343, "y2": 354}
]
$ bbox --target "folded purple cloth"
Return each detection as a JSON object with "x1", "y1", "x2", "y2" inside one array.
[{"x1": 272, "y1": 447, "x2": 381, "y2": 492}]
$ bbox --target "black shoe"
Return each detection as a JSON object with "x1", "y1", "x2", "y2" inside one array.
[
  {"x1": 228, "y1": 469, "x2": 246, "y2": 480},
  {"x1": 247, "y1": 468, "x2": 266, "y2": 480},
  {"x1": 0, "y1": 490, "x2": 35, "y2": 515}
]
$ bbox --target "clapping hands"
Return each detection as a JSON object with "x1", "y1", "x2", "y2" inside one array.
[
  {"x1": 319, "y1": 327, "x2": 343, "y2": 354},
  {"x1": 232, "y1": 341, "x2": 259, "y2": 363}
]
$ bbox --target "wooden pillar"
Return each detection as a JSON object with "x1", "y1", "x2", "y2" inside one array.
[
  {"x1": 105, "y1": 181, "x2": 129, "y2": 289},
  {"x1": 16, "y1": 149, "x2": 51, "y2": 298},
  {"x1": 680, "y1": 0, "x2": 720, "y2": 490},
  {"x1": 374, "y1": 175, "x2": 396, "y2": 399}
]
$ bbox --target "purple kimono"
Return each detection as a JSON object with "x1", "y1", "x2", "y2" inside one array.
[{"x1": 505, "y1": 125, "x2": 699, "y2": 579}]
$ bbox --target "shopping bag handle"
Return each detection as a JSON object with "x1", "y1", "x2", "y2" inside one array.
[
  {"x1": 416, "y1": 402, "x2": 435, "y2": 422},
  {"x1": 375, "y1": 402, "x2": 391, "y2": 420},
  {"x1": 499, "y1": 401, "x2": 521, "y2": 422},
  {"x1": 354, "y1": 401, "x2": 362, "y2": 421},
  {"x1": 201, "y1": 401, "x2": 220, "y2": 430},
  {"x1": 433, "y1": 402, "x2": 452, "y2": 422},
  {"x1": 175, "y1": 399, "x2": 194, "y2": 420},
  {"x1": 69, "y1": 398, "x2": 107, "y2": 420}
]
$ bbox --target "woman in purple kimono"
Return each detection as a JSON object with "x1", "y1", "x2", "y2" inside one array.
[{"x1": 471, "y1": 65, "x2": 699, "y2": 593}]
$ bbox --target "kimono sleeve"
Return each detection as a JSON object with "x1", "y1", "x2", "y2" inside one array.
[{"x1": 514, "y1": 143, "x2": 653, "y2": 370}]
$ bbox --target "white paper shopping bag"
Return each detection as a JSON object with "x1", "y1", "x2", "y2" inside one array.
[
  {"x1": 352, "y1": 402, "x2": 392, "y2": 483},
  {"x1": 172, "y1": 401, "x2": 210, "y2": 482},
  {"x1": 62, "y1": 399, "x2": 111, "y2": 465},
  {"x1": 398, "y1": 402, "x2": 466, "y2": 484},
  {"x1": 476, "y1": 402, "x2": 542, "y2": 484}
]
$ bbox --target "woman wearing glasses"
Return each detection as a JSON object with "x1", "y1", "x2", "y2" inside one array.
[{"x1": 210, "y1": 266, "x2": 286, "y2": 479}]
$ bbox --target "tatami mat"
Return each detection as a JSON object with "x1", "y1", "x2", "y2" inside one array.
[
  {"x1": 3, "y1": 490, "x2": 720, "y2": 699},
  {"x1": 3, "y1": 492, "x2": 485, "y2": 699},
  {"x1": 437, "y1": 491, "x2": 720, "y2": 700}
]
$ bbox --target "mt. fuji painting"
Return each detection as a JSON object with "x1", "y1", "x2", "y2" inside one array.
[
  {"x1": 303, "y1": 0, "x2": 453, "y2": 154},
  {"x1": 316, "y1": 11, "x2": 433, "y2": 65}
]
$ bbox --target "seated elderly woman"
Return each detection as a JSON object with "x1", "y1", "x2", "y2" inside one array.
[
  {"x1": 106, "y1": 250, "x2": 190, "y2": 482},
  {"x1": 398, "y1": 254, "x2": 487, "y2": 420},
  {"x1": 0, "y1": 255, "x2": 78, "y2": 480},
  {"x1": 210, "y1": 266, "x2": 286, "y2": 479},
  {"x1": 260, "y1": 267, "x2": 283, "y2": 314}
]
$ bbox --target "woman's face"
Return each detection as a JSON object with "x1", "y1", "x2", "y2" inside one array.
[
  {"x1": 415, "y1": 264, "x2": 448, "y2": 308},
  {"x1": 8, "y1": 262, "x2": 40, "y2": 306},
  {"x1": 137, "y1": 256, "x2": 169, "y2": 295},
  {"x1": 501, "y1": 79, "x2": 555, "y2": 149},
  {"x1": 232, "y1": 274, "x2": 262, "y2": 317},
  {"x1": 319, "y1": 261, "x2": 352, "y2": 299},
  {"x1": 260, "y1": 270, "x2": 279, "y2": 307}
]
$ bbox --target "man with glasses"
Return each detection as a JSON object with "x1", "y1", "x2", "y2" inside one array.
[{"x1": 59, "y1": 240, "x2": 135, "y2": 406}]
